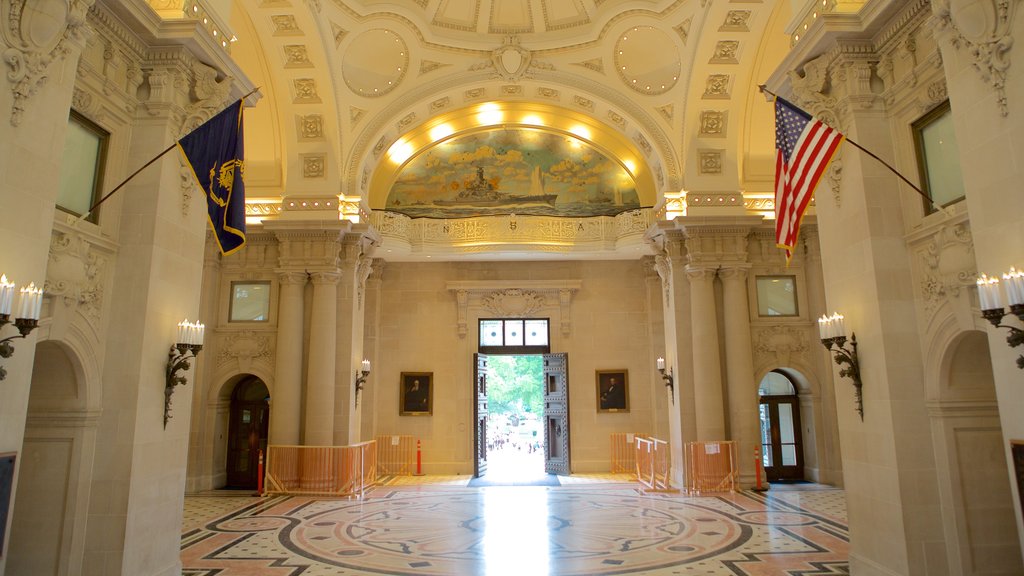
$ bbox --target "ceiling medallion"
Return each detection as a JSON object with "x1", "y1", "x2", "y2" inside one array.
[{"x1": 491, "y1": 36, "x2": 532, "y2": 81}]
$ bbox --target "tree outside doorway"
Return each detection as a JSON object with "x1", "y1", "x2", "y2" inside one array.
[{"x1": 484, "y1": 355, "x2": 544, "y2": 479}]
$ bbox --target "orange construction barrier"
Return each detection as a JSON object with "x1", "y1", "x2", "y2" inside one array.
[
  {"x1": 634, "y1": 436, "x2": 677, "y2": 493},
  {"x1": 265, "y1": 441, "x2": 377, "y2": 498},
  {"x1": 375, "y1": 435, "x2": 416, "y2": 476},
  {"x1": 610, "y1": 432, "x2": 650, "y2": 473},
  {"x1": 683, "y1": 440, "x2": 738, "y2": 495}
]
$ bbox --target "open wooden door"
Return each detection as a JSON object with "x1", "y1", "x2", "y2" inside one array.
[
  {"x1": 473, "y1": 353, "x2": 489, "y2": 477},
  {"x1": 543, "y1": 353, "x2": 570, "y2": 476}
]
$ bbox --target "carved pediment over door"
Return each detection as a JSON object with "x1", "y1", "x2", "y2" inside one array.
[{"x1": 445, "y1": 280, "x2": 582, "y2": 338}]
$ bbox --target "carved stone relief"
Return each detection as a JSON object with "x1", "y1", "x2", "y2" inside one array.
[
  {"x1": 3, "y1": 0, "x2": 93, "y2": 125},
  {"x1": 721, "y1": 11, "x2": 752, "y2": 32},
  {"x1": 711, "y1": 41, "x2": 740, "y2": 64},
  {"x1": 46, "y1": 229, "x2": 107, "y2": 323},
  {"x1": 217, "y1": 330, "x2": 273, "y2": 369},
  {"x1": 915, "y1": 219, "x2": 975, "y2": 318},
  {"x1": 754, "y1": 325, "x2": 810, "y2": 368},
  {"x1": 293, "y1": 78, "x2": 320, "y2": 103},
  {"x1": 932, "y1": 0, "x2": 1015, "y2": 116},
  {"x1": 482, "y1": 289, "x2": 546, "y2": 317},
  {"x1": 271, "y1": 15, "x2": 302, "y2": 36},
  {"x1": 283, "y1": 45, "x2": 312, "y2": 68},
  {"x1": 698, "y1": 150, "x2": 723, "y2": 174},
  {"x1": 302, "y1": 154, "x2": 325, "y2": 178}
]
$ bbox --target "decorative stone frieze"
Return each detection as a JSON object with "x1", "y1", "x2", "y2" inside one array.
[
  {"x1": 299, "y1": 114, "x2": 324, "y2": 139},
  {"x1": 911, "y1": 217, "x2": 975, "y2": 319},
  {"x1": 753, "y1": 325, "x2": 810, "y2": 368},
  {"x1": 217, "y1": 330, "x2": 273, "y2": 368}
]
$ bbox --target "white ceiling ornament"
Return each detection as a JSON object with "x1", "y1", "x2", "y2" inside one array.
[{"x1": 491, "y1": 36, "x2": 532, "y2": 80}]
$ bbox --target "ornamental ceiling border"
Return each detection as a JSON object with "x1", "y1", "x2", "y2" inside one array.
[{"x1": 445, "y1": 280, "x2": 582, "y2": 338}]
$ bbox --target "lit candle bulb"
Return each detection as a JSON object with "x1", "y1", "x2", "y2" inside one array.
[
  {"x1": 196, "y1": 322, "x2": 205, "y2": 346},
  {"x1": 656, "y1": 357, "x2": 665, "y2": 371},
  {"x1": 32, "y1": 285, "x2": 43, "y2": 319},
  {"x1": 818, "y1": 315, "x2": 828, "y2": 340},
  {"x1": 178, "y1": 319, "x2": 189, "y2": 345},
  {"x1": 361, "y1": 359, "x2": 371, "y2": 373}
]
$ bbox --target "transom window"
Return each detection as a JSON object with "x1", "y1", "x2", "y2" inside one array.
[
  {"x1": 913, "y1": 100, "x2": 965, "y2": 213},
  {"x1": 229, "y1": 281, "x2": 271, "y2": 322},
  {"x1": 479, "y1": 318, "x2": 549, "y2": 354}
]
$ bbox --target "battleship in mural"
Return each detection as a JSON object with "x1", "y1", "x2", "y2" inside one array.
[{"x1": 433, "y1": 166, "x2": 558, "y2": 207}]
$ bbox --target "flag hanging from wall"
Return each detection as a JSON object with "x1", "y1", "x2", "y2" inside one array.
[
  {"x1": 178, "y1": 99, "x2": 247, "y2": 255},
  {"x1": 774, "y1": 96, "x2": 843, "y2": 263}
]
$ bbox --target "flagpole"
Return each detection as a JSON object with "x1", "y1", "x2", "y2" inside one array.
[
  {"x1": 758, "y1": 85, "x2": 944, "y2": 213},
  {"x1": 74, "y1": 86, "x2": 262, "y2": 224}
]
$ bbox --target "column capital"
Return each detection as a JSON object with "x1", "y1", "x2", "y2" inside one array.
[
  {"x1": 718, "y1": 266, "x2": 751, "y2": 283},
  {"x1": 277, "y1": 271, "x2": 308, "y2": 285},
  {"x1": 685, "y1": 266, "x2": 717, "y2": 283},
  {"x1": 309, "y1": 271, "x2": 341, "y2": 285}
]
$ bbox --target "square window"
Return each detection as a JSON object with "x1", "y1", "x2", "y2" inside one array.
[
  {"x1": 480, "y1": 320, "x2": 503, "y2": 346},
  {"x1": 524, "y1": 319, "x2": 548, "y2": 346},
  {"x1": 913, "y1": 101, "x2": 965, "y2": 213},
  {"x1": 756, "y1": 276, "x2": 797, "y2": 317},
  {"x1": 503, "y1": 320, "x2": 524, "y2": 346},
  {"x1": 229, "y1": 281, "x2": 271, "y2": 322},
  {"x1": 57, "y1": 111, "x2": 108, "y2": 222}
]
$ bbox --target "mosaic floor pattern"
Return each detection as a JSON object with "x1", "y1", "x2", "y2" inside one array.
[{"x1": 182, "y1": 482, "x2": 848, "y2": 575}]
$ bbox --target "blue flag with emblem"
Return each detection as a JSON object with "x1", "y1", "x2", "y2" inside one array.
[{"x1": 177, "y1": 99, "x2": 247, "y2": 255}]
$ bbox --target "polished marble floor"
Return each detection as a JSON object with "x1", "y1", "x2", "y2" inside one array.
[{"x1": 181, "y1": 478, "x2": 849, "y2": 575}]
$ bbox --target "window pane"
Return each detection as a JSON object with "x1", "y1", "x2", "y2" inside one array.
[
  {"x1": 781, "y1": 445, "x2": 797, "y2": 466},
  {"x1": 58, "y1": 113, "x2": 106, "y2": 219},
  {"x1": 230, "y1": 281, "x2": 271, "y2": 322},
  {"x1": 758, "y1": 371, "x2": 796, "y2": 396},
  {"x1": 524, "y1": 319, "x2": 548, "y2": 346},
  {"x1": 762, "y1": 444, "x2": 773, "y2": 467},
  {"x1": 759, "y1": 404, "x2": 771, "y2": 446},
  {"x1": 917, "y1": 104, "x2": 965, "y2": 208},
  {"x1": 756, "y1": 276, "x2": 797, "y2": 316},
  {"x1": 504, "y1": 320, "x2": 524, "y2": 346},
  {"x1": 480, "y1": 320, "x2": 503, "y2": 346},
  {"x1": 778, "y1": 403, "x2": 795, "y2": 444}
]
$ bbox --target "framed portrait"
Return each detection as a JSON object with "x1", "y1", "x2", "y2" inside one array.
[
  {"x1": 596, "y1": 370, "x2": 629, "y2": 413},
  {"x1": 400, "y1": 372, "x2": 433, "y2": 416}
]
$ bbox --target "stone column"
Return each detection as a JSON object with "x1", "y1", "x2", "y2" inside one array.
[
  {"x1": 305, "y1": 271, "x2": 339, "y2": 446},
  {"x1": 686, "y1": 266, "x2": 726, "y2": 441},
  {"x1": 719, "y1": 266, "x2": 758, "y2": 486},
  {"x1": 270, "y1": 271, "x2": 307, "y2": 445}
]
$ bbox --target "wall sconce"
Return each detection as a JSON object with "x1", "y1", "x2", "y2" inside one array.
[
  {"x1": 165, "y1": 319, "x2": 204, "y2": 428},
  {"x1": 656, "y1": 357, "x2": 674, "y2": 403},
  {"x1": 0, "y1": 276, "x2": 42, "y2": 380},
  {"x1": 354, "y1": 359, "x2": 371, "y2": 406},
  {"x1": 818, "y1": 312, "x2": 863, "y2": 420},
  {"x1": 977, "y1": 269, "x2": 1024, "y2": 369}
]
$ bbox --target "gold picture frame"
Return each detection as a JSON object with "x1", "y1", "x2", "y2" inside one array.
[
  {"x1": 400, "y1": 372, "x2": 433, "y2": 416},
  {"x1": 596, "y1": 370, "x2": 629, "y2": 412}
]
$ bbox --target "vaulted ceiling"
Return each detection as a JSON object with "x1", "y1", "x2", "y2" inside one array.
[{"x1": 214, "y1": 0, "x2": 795, "y2": 256}]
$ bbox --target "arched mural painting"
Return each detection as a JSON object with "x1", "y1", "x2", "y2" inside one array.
[{"x1": 385, "y1": 128, "x2": 640, "y2": 218}]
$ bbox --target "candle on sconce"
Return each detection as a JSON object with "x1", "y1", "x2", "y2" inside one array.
[
  {"x1": 17, "y1": 283, "x2": 41, "y2": 320},
  {"x1": 818, "y1": 315, "x2": 829, "y2": 340},
  {"x1": 977, "y1": 274, "x2": 1003, "y2": 311},
  {"x1": 195, "y1": 322, "x2": 205, "y2": 346},
  {"x1": 177, "y1": 319, "x2": 189, "y2": 345},
  {"x1": 1003, "y1": 267, "x2": 1024, "y2": 306},
  {"x1": 0, "y1": 275, "x2": 15, "y2": 316},
  {"x1": 361, "y1": 359, "x2": 371, "y2": 373},
  {"x1": 832, "y1": 313, "x2": 846, "y2": 338},
  {"x1": 656, "y1": 357, "x2": 665, "y2": 371}
]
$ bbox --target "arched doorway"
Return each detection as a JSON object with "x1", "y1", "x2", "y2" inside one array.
[
  {"x1": 758, "y1": 371, "x2": 804, "y2": 482},
  {"x1": 225, "y1": 376, "x2": 270, "y2": 489}
]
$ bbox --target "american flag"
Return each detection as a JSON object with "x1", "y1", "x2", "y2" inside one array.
[{"x1": 774, "y1": 97, "x2": 843, "y2": 262}]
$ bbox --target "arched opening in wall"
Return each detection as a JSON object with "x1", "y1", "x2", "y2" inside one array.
[
  {"x1": 758, "y1": 370, "x2": 804, "y2": 482},
  {"x1": 8, "y1": 341, "x2": 91, "y2": 575},
  {"x1": 934, "y1": 331, "x2": 1023, "y2": 574},
  {"x1": 224, "y1": 375, "x2": 270, "y2": 490}
]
